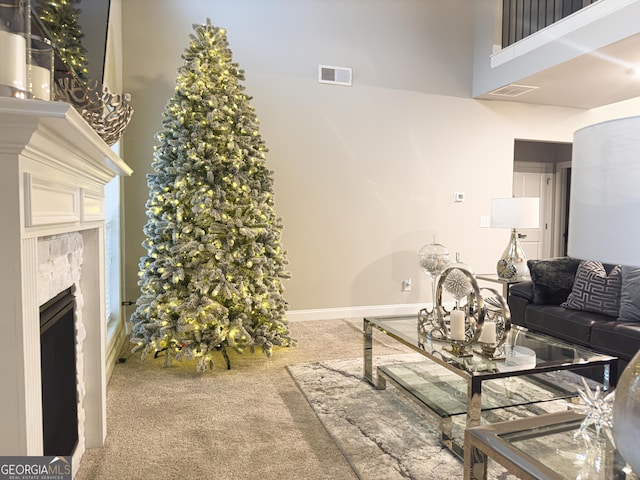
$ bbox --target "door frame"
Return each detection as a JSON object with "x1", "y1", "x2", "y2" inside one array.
[
  {"x1": 513, "y1": 140, "x2": 573, "y2": 260},
  {"x1": 552, "y1": 161, "x2": 572, "y2": 257}
]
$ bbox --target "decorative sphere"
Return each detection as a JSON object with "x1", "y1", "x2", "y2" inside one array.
[
  {"x1": 418, "y1": 243, "x2": 450, "y2": 278},
  {"x1": 443, "y1": 268, "x2": 473, "y2": 301},
  {"x1": 441, "y1": 256, "x2": 474, "y2": 301}
]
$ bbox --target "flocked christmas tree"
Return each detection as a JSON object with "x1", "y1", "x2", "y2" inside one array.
[
  {"x1": 35, "y1": 0, "x2": 89, "y2": 79},
  {"x1": 130, "y1": 19, "x2": 293, "y2": 372}
]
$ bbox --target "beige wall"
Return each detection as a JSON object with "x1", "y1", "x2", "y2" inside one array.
[{"x1": 120, "y1": 0, "x2": 640, "y2": 317}]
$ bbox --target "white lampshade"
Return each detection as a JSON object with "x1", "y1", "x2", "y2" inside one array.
[
  {"x1": 490, "y1": 197, "x2": 540, "y2": 229},
  {"x1": 568, "y1": 116, "x2": 640, "y2": 267},
  {"x1": 569, "y1": 115, "x2": 640, "y2": 479}
]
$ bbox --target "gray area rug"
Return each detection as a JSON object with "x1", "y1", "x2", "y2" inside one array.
[{"x1": 288, "y1": 353, "x2": 574, "y2": 480}]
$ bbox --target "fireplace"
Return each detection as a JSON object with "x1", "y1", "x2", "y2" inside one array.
[
  {"x1": 0, "y1": 97, "x2": 132, "y2": 476},
  {"x1": 40, "y1": 287, "x2": 78, "y2": 456}
]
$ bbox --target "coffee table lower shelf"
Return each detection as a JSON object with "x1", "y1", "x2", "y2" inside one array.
[{"x1": 376, "y1": 361, "x2": 578, "y2": 458}]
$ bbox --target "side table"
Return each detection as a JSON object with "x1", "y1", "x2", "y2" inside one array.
[
  {"x1": 463, "y1": 410, "x2": 637, "y2": 480},
  {"x1": 476, "y1": 273, "x2": 530, "y2": 299}
]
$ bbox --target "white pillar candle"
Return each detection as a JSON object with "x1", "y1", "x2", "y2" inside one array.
[
  {"x1": 30, "y1": 65, "x2": 51, "y2": 100},
  {"x1": 478, "y1": 320, "x2": 497, "y2": 344},
  {"x1": 0, "y1": 30, "x2": 27, "y2": 91},
  {"x1": 450, "y1": 310, "x2": 466, "y2": 341}
]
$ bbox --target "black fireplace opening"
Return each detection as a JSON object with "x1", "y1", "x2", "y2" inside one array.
[{"x1": 40, "y1": 287, "x2": 78, "y2": 456}]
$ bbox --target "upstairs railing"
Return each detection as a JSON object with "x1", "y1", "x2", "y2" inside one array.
[{"x1": 502, "y1": 0, "x2": 600, "y2": 47}]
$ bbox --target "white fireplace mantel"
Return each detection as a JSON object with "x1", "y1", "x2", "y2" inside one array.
[{"x1": 0, "y1": 97, "x2": 132, "y2": 464}]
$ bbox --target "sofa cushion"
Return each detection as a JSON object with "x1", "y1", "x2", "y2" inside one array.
[
  {"x1": 527, "y1": 257, "x2": 582, "y2": 305},
  {"x1": 507, "y1": 292, "x2": 530, "y2": 329},
  {"x1": 509, "y1": 282, "x2": 534, "y2": 303},
  {"x1": 590, "y1": 321, "x2": 640, "y2": 362},
  {"x1": 618, "y1": 266, "x2": 640, "y2": 322},
  {"x1": 561, "y1": 261, "x2": 622, "y2": 317},
  {"x1": 524, "y1": 304, "x2": 603, "y2": 347}
]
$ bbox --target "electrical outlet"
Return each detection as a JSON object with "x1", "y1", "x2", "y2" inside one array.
[
  {"x1": 402, "y1": 278, "x2": 412, "y2": 292},
  {"x1": 480, "y1": 216, "x2": 491, "y2": 228}
]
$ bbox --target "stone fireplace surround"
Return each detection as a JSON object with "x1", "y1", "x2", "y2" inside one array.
[{"x1": 0, "y1": 97, "x2": 132, "y2": 475}]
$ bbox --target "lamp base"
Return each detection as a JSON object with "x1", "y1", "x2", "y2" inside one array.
[{"x1": 496, "y1": 229, "x2": 529, "y2": 280}]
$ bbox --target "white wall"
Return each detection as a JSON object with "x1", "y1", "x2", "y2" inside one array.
[{"x1": 120, "y1": 0, "x2": 640, "y2": 317}]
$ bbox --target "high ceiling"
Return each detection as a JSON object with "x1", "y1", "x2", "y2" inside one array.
[{"x1": 475, "y1": 33, "x2": 640, "y2": 109}]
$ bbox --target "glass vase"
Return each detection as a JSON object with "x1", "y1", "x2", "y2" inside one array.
[
  {"x1": 612, "y1": 349, "x2": 640, "y2": 476},
  {"x1": 0, "y1": 0, "x2": 28, "y2": 97}
]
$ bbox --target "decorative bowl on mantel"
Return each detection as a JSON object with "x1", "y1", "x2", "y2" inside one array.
[{"x1": 54, "y1": 77, "x2": 133, "y2": 146}]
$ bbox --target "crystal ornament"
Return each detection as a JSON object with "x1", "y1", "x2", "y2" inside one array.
[{"x1": 572, "y1": 377, "x2": 615, "y2": 446}]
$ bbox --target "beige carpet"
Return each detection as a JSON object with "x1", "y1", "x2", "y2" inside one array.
[{"x1": 75, "y1": 318, "x2": 414, "y2": 480}]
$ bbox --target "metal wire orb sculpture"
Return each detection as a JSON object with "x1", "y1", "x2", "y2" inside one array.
[{"x1": 54, "y1": 77, "x2": 134, "y2": 146}]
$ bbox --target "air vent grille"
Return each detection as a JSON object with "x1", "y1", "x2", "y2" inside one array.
[
  {"x1": 319, "y1": 65, "x2": 352, "y2": 86},
  {"x1": 489, "y1": 84, "x2": 539, "y2": 97}
]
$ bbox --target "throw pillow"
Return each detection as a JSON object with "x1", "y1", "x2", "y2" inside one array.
[
  {"x1": 562, "y1": 261, "x2": 622, "y2": 317},
  {"x1": 528, "y1": 257, "x2": 582, "y2": 305},
  {"x1": 618, "y1": 266, "x2": 640, "y2": 322}
]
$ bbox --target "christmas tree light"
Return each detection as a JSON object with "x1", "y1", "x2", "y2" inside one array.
[{"x1": 130, "y1": 19, "x2": 293, "y2": 372}]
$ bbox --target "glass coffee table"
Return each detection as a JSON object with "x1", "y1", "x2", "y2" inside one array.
[
  {"x1": 464, "y1": 410, "x2": 638, "y2": 480},
  {"x1": 363, "y1": 315, "x2": 618, "y2": 457}
]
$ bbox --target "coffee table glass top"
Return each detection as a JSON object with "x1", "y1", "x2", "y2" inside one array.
[{"x1": 367, "y1": 315, "x2": 616, "y2": 379}]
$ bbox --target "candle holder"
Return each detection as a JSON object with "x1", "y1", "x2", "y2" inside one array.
[
  {"x1": 479, "y1": 342, "x2": 500, "y2": 358},
  {"x1": 29, "y1": 35, "x2": 53, "y2": 100},
  {"x1": 473, "y1": 287, "x2": 511, "y2": 360},
  {"x1": 0, "y1": 0, "x2": 29, "y2": 98},
  {"x1": 435, "y1": 265, "x2": 486, "y2": 357},
  {"x1": 447, "y1": 339, "x2": 473, "y2": 357}
]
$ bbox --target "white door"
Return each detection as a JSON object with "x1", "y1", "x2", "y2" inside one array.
[{"x1": 513, "y1": 171, "x2": 553, "y2": 260}]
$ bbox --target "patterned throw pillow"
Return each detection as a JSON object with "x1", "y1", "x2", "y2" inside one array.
[{"x1": 562, "y1": 261, "x2": 622, "y2": 317}]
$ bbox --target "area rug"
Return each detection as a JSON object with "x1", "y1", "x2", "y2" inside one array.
[{"x1": 288, "y1": 353, "x2": 575, "y2": 480}]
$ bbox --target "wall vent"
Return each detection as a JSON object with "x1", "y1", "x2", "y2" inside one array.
[
  {"x1": 488, "y1": 84, "x2": 539, "y2": 97},
  {"x1": 318, "y1": 65, "x2": 352, "y2": 86}
]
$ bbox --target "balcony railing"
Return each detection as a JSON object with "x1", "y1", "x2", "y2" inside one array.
[{"x1": 502, "y1": 0, "x2": 599, "y2": 47}]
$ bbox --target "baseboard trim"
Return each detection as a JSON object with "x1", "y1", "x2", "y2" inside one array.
[
  {"x1": 106, "y1": 320, "x2": 128, "y2": 382},
  {"x1": 286, "y1": 303, "x2": 431, "y2": 322}
]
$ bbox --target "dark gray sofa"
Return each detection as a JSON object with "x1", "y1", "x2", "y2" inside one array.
[{"x1": 507, "y1": 257, "x2": 640, "y2": 377}]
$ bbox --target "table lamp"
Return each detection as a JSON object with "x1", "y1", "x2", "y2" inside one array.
[
  {"x1": 568, "y1": 115, "x2": 640, "y2": 476},
  {"x1": 491, "y1": 197, "x2": 540, "y2": 280}
]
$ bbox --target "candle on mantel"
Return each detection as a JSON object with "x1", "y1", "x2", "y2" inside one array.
[
  {"x1": 450, "y1": 310, "x2": 466, "y2": 341},
  {"x1": 0, "y1": 30, "x2": 27, "y2": 92},
  {"x1": 30, "y1": 65, "x2": 51, "y2": 100},
  {"x1": 478, "y1": 320, "x2": 497, "y2": 344}
]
